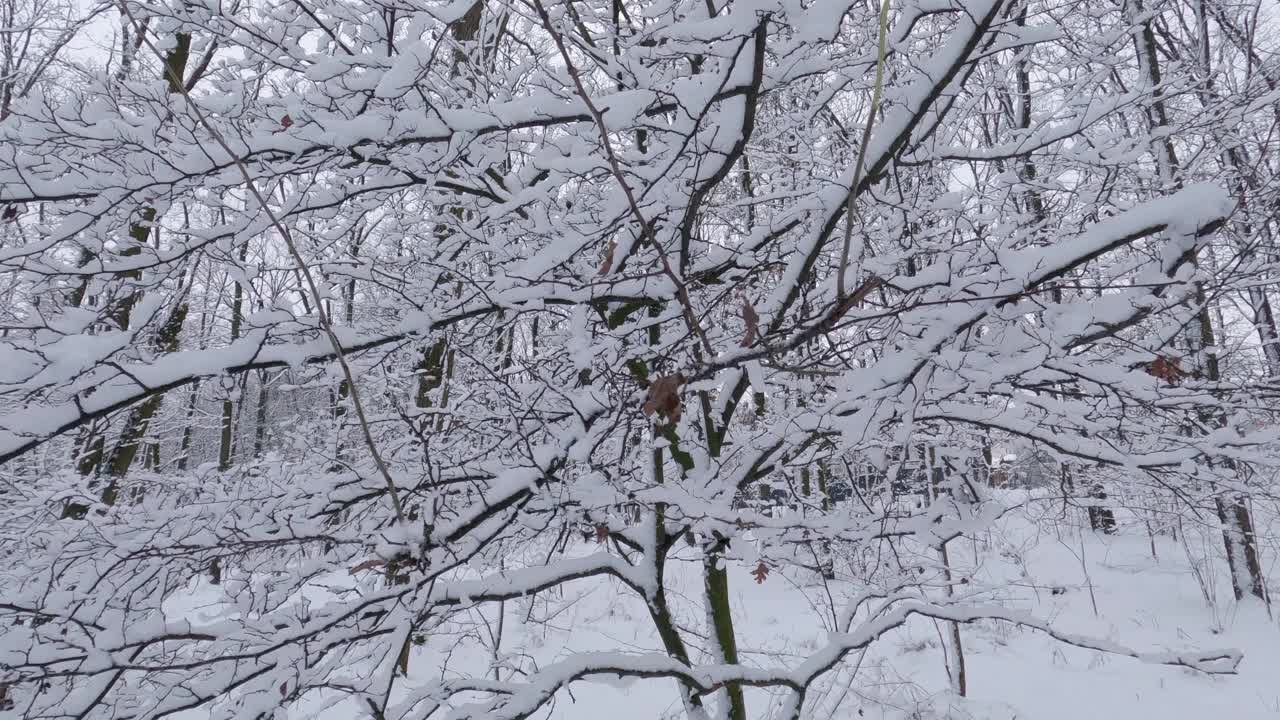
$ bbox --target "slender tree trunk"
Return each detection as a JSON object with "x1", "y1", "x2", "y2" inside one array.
[
  {"x1": 704, "y1": 542, "x2": 746, "y2": 720},
  {"x1": 1194, "y1": 285, "x2": 1266, "y2": 603},
  {"x1": 1131, "y1": 0, "x2": 1265, "y2": 603},
  {"x1": 212, "y1": 230, "x2": 248, "y2": 584},
  {"x1": 641, "y1": 311, "x2": 710, "y2": 718},
  {"x1": 929, "y1": 446, "x2": 967, "y2": 696},
  {"x1": 1249, "y1": 287, "x2": 1280, "y2": 378},
  {"x1": 413, "y1": 2, "x2": 482, "y2": 430},
  {"x1": 177, "y1": 379, "x2": 200, "y2": 471},
  {"x1": 252, "y1": 370, "x2": 271, "y2": 458},
  {"x1": 1014, "y1": 4, "x2": 1114, "y2": 531},
  {"x1": 105, "y1": 301, "x2": 189, "y2": 480},
  {"x1": 703, "y1": 362, "x2": 745, "y2": 720},
  {"x1": 177, "y1": 261, "x2": 213, "y2": 472},
  {"x1": 63, "y1": 250, "x2": 106, "y2": 517},
  {"x1": 97, "y1": 34, "x2": 195, "y2": 489},
  {"x1": 219, "y1": 242, "x2": 249, "y2": 471}
]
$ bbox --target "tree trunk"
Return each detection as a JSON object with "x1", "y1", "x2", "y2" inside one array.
[
  {"x1": 177, "y1": 379, "x2": 200, "y2": 471},
  {"x1": 218, "y1": 242, "x2": 250, "y2": 471},
  {"x1": 1130, "y1": 0, "x2": 1265, "y2": 603},
  {"x1": 252, "y1": 370, "x2": 271, "y2": 458},
  {"x1": 1016, "y1": 4, "x2": 1114, "y2": 530},
  {"x1": 100, "y1": 32, "x2": 196, "y2": 488},
  {"x1": 105, "y1": 301, "x2": 189, "y2": 480},
  {"x1": 929, "y1": 446, "x2": 967, "y2": 696},
  {"x1": 704, "y1": 542, "x2": 747, "y2": 720}
]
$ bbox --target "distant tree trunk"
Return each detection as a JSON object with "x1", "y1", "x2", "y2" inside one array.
[
  {"x1": 64, "y1": 195, "x2": 163, "y2": 511},
  {"x1": 1182, "y1": 0, "x2": 1280, "y2": 380},
  {"x1": 1249, "y1": 287, "x2": 1280, "y2": 378},
  {"x1": 929, "y1": 446, "x2": 967, "y2": 696},
  {"x1": 176, "y1": 379, "x2": 200, "y2": 471},
  {"x1": 211, "y1": 240, "x2": 248, "y2": 584},
  {"x1": 99, "y1": 32, "x2": 195, "y2": 488},
  {"x1": 980, "y1": 437, "x2": 994, "y2": 487},
  {"x1": 252, "y1": 370, "x2": 271, "y2": 458},
  {"x1": 59, "y1": 249, "x2": 102, "y2": 447},
  {"x1": 415, "y1": 338, "x2": 448, "y2": 413},
  {"x1": 177, "y1": 262, "x2": 213, "y2": 472},
  {"x1": 1130, "y1": 0, "x2": 1265, "y2": 603},
  {"x1": 1086, "y1": 489, "x2": 1117, "y2": 534},
  {"x1": 411, "y1": 1, "x2": 481, "y2": 432},
  {"x1": 1014, "y1": 6, "x2": 1114, "y2": 531},
  {"x1": 107, "y1": 219, "x2": 193, "y2": 483},
  {"x1": 72, "y1": 432, "x2": 105, "y2": 483},
  {"x1": 63, "y1": 248, "x2": 106, "y2": 517},
  {"x1": 105, "y1": 301, "x2": 189, "y2": 480},
  {"x1": 1195, "y1": 286, "x2": 1266, "y2": 603},
  {"x1": 219, "y1": 242, "x2": 250, "y2": 471},
  {"x1": 217, "y1": 390, "x2": 235, "y2": 471}
]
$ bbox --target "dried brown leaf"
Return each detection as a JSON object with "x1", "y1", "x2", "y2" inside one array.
[
  {"x1": 641, "y1": 373, "x2": 686, "y2": 423},
  {"x1": 1145, "y1": 355, "x2": 1188, "y2": 384},
  {"x1": 751, "y1": 561, "x2": 769, "y2": 584},
  {"x1": 741, "y1": 297, "x2": 760, "y2": 347},
  {"x1": 599, "y1": 239, "x2": 617, "y2": 276}
]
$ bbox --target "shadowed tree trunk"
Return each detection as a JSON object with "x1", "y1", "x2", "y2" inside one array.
[{"x1": 63, "y1": 32, "x2": 196, "y2": 516}]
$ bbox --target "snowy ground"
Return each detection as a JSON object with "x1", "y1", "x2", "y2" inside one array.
[
  {"x1": 192, "y1": 489, "x2": 1280, "y2": 720},
  {"x1": 381, "y1": 491, "x2": 1280, "y2": 720}
]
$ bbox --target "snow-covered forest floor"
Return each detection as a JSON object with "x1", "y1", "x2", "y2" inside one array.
[{"x1": 235, "y1": 489, "x2": 1276, "y2": 720}]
